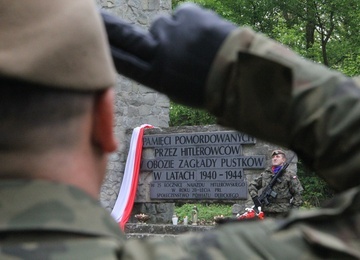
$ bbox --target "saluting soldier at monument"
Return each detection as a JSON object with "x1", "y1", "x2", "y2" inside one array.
[
  {"x1": 1, "y1": 0, "x2": 360, "y2": 259},
  {"x1": 248, "y1": 149, "x2": 303, "y2": 218}
]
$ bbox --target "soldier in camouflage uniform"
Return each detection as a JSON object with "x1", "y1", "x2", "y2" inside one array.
[
  {"x1": 248, "y1": 149, "x2": 303, "y2": 218},
  {"x1": 1, "y1": 1, "x2": 360, "y2": 259}
]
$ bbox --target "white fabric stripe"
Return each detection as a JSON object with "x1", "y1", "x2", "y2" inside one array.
[
  {"x1": 110, "y1": 124, "x2": 153, "y2": 223},
  {"x1": 110, "y1": 126, "x2": 141, "y2": 222}
]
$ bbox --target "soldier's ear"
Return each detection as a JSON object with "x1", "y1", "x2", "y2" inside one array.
[{"x1": 91, "y1": 88, "x2": 118, "y2": 153}]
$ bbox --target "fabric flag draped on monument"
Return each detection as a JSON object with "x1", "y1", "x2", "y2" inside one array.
[{"x1": 111, "y1": 124, "x2": 154, "y2": 230}]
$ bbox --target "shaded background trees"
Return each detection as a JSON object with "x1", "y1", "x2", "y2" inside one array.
[
  {"x1": 170, "y1": 0, "x2": 359, "y2": 127},
  {"x1": 173, "y1": 0, "x2": 359, "y2": 71}
]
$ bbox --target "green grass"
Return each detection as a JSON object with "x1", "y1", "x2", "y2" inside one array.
[
  {"x1": 175, "y1": 203, "x2": 233, "y2": 225},
  {"x1": 175, "y1": 201, "x2": 318, "y2": 225}
]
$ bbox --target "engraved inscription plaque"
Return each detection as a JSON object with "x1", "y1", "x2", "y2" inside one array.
[{"x1": 142, "y1": 131, "x2": 265, "y2": 200}]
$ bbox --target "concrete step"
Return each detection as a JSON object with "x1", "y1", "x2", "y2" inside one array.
[
  {"x1": 126, "y1": 233, "x2": 178, "y2": 239},
  {"x1": 125, "y1": 223, "x2": 214, "y2": 236}
]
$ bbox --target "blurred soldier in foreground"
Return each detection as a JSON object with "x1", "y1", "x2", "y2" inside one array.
[
  {"x1": 103, "y1": 3, "x2": 360, "y2": 258},
  {"x1": 1, "y1": 1, "x2": 359, "y2": 259},
  {"x1": 0, "y1": 0, "x2": 123, "y2": 258},
  {"x1": 248, "y1": 149, "x2": 303, "y2": 218}
]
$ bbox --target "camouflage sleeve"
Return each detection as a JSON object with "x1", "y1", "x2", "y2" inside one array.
[
  {"x1": 121, "y1": 220, "x2": 297, "y2": 259},
  {"x1": 289, "y1": 174, "x2": 303, "y2": 207},
  {"x1": 205, "y1": 27, "x2": 360, "y2": 192},
  {"x1": 119, "y1": 216, "x2": 359, "y2": 259},
  {"x1": 248, "y1": 174, "x2": 262, "y2": 198}
]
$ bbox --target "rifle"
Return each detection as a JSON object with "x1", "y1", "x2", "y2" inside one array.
[{"x1": 252, "y1": 153, "x2": 296, "y2": 214}]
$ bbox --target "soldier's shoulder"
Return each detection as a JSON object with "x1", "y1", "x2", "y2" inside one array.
[
  {"x1": 262, "y1": 168, "x2": 272, "y2": 174},
  {"x1": 285, "y1": 169, "x2": 296, "y2": 175},
  {"x1": 284, "y1": 169, "x2": 299, "y2": 179},
  {"x1": 0, "y1": 236, "x2": 122, "y2": 259}
]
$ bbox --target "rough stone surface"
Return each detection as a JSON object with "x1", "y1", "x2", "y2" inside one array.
[
  {"x1": 129, "y1": 202, "x2": 175, "y2": 224},
  {"x1": 125, "y1": 223, "x2": 214, "y2": 239},
  {"x1": 232, "y1": 204, "x2": 244, "y2": 216},
  {"x1": 96, "y1": 0, "x2": 172, "y2": 220}
]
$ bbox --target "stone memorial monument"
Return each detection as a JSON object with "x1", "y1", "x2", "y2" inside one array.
[{"x1": 94, "y1": 1, "x2": 297, "y2": 224}]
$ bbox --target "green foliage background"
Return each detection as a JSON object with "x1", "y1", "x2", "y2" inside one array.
[
  {"x1": 169, "y1": 103, "x2": 216, "y2": 126},
  {"x1": 297, "y1": 161, "x2": 335, "y2": 208},
  {"x1": 171, "y1": 0, "x2": 359, "y2": 126}
]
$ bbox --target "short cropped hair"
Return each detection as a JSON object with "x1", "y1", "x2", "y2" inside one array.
[{"x1": 0, "y1": 77, "x2": 96, "y2": 152}]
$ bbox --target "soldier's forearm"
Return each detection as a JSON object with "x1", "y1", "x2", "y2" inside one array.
[{"x1": 205, "y1": 28, "x2": 360, "y2": 191}]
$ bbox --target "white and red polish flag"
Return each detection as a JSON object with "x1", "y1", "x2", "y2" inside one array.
[{"x1": 111, "y1": 124, "x2": 154, "y2": 230}]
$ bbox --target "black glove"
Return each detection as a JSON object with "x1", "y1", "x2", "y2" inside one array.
[{"x1": 101, "y1": 3, "x2": 236, "y2": 107}]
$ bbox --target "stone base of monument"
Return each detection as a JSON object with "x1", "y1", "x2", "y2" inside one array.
[{"x1": 125, "y1": 223, "x2": 214, "y2": 239}]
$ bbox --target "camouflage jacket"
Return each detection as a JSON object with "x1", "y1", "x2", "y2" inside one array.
[
  {"x1": 1, "y1": 180, "x2": 359, "y2": 259},
  {"x1": 248, "y1": 167, "x2": 303, "y2": 212},
  {"x1": 0, "y1": 180, "x2": 125, "y2": 259}
]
